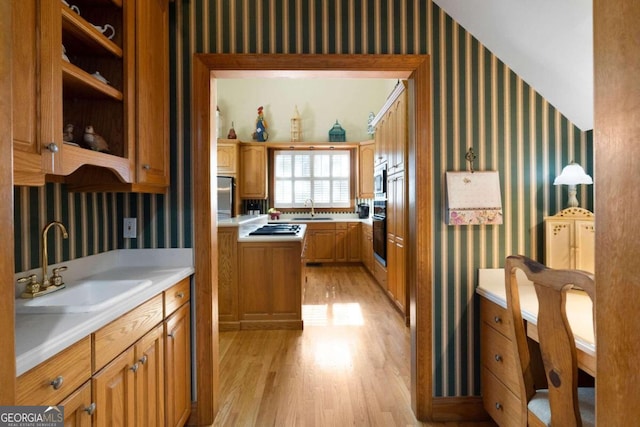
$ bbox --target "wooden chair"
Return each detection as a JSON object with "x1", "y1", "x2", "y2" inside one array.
[{"x1": 504, "y1": 255, "x2": 595, "y2": 427}]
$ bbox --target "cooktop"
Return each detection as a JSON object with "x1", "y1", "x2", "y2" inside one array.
[{"x1": 248, "y1": 224, "x2": 303, "y2": 236}]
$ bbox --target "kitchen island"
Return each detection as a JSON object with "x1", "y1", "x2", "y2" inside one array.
[{"x1": 218, "y1": 215, "x2": 307, "y2": 330}]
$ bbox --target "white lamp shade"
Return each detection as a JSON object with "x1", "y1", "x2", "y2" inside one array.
[{"x1": 553, "y1": 162, "x2": 593, "y2": 186}]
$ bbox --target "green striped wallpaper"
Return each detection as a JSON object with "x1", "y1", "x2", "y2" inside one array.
[{"x1": 13, "y1": 0, "x2": 593, "y2": 398}]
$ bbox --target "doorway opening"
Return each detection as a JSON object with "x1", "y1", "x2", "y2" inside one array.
[{"x1": 192, "y1": 54, "x2": 432, "y2": 424}]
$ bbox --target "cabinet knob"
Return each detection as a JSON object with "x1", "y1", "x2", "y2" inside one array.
[
  {"x1": 84, "y1": 403, "x2": 96, "y2": 415},
  {"x1": 176, "y1": 292, "x2": 185, "y2": 299},
  {"x1": 493, "y1": 316, "x2": 502, "y2": 324},
  {"x1": 50, "y1": 376, "x2": 64, "y2": 390},
  {"x1": 495, "y1": 402, "x2": 503, "y2": 410},
  {"x1": 168, "y1": 330, "x2": 176, "y2": 339},
  {"x1": 46, "y1": 142, "x2": 59, "y2": 153},
  {"x1": 130, "y1": 363, "x2": 139, "y2": 373},
  {"x1": 138, "y1": 355, "x2": 148, "y2": 365},
  {"x1": 494, "y1": 354, "x2": 502, "y2": 362},
  {"x1": 142, "y1": 164, "x2": 151, "y2": 170}
]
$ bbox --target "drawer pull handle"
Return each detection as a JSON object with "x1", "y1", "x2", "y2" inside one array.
[
  {"x1": 50, "y1": 376, "x2": 64, "y2": 390},
  {"x1": 138, "y1": 355, "x2": 148, "y2": 365},
  {"x1": 84, "y1": 403, "x2": 96, "y2": 415},
  {"x1": 176, "y1": 292, "x2": 185, "y2": 299},
  {"x1": 493, "y1": 316, "x2": 502, "y2": 323},
  {"x1": 495, "y1": 402, "x2": 503, "y2": 410},
  {"x1": 494, "y1": 354, "x2": 502, "y2": 362},
  {"x1": 130, "y1": 363, "x2": 139, "y2": 373}
]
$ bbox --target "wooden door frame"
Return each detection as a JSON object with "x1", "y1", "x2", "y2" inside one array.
[
  {"x1": 0, "y1": 0, "x2": 16, "y2": 405},
  {"x1": 191, "y1": 54, "x2": 432, "y2": 424}
]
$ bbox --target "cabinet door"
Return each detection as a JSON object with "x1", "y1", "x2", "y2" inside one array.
[
  {"x1": 313, "y1": 230, "x2": 337, "y2": 262},
  {"x1": 390, "y1": 91, "x2": 407, "y2": 174},
  {"x1": 93, "y1": 348, "x2": 136, "y2": 427},
  {"x1": 358, "y1": 142, "x2": 375, "y2": 198},
  {"x1": 544, "y1": 219, "x2": 573, "y2": 269},
  {"x1": 347, "y1": 222, "x2": 361, "y2": 262},
  {"x1": 135, "y1": 0, "x2": 169, "y2": 186},
  {"x1": 217, "y1": 141, "x2": 238, "y2": 174},
  {"x1": 394, "y1": 240, "x2": 406, "y2": 312},
  {"x1": 135, "y1": 324, "x2": 165, "y2": 427},
  {"x1": 60, "y1": 381, "x2": 93, "y2": 427},
  {"x1": 271, "y1": 245, "x2": 302, "y2": 318},
  {"x1": 335, "y1": 227, "x2": 347, "y2": 262},
  {"x1": 165, "y1": 302, "x2": 191, "y2": 427},
  {"x1": 12, "y1": 0, "x2": 58, "y2": 185},
  {"x1": 575, "y1": 220, "x2": 595, "y2": 273},
  {"x1": 218, "y1": 227, "x2": 239, "y2": 323},
  {"x1": 239, "y1": 144, "x2": 267, "y2": 198}
]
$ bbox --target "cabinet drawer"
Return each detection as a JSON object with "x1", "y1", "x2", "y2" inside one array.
[
  {"x1": 17, "y1": 336, "x2": 91, "y2": 406},
  {"x1": 306, "y1": 222, "x2": 335, "y2": 231},
  {"x1": 482, "y1": 366, "x2": 522, "y2": 427},
  {"x1": 335, "y1": 222, "x2": 347, "y2": 230},
  {"x1": 93, "y1": 294, "x2": 163, "y2": 373},
  {"x1": 481, "y1": 322, "x2": 521, "y2": 395},
  {"x1": 164, "y1": 277, "x2": 190, "y2": 317},
  {"x1": 481, "y1": 298, "x2": 512, "y2": 337}
]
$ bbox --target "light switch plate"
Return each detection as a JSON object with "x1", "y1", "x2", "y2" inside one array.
[{"x1": 123, "y1": 218, "x2": 137, "y2": 238}]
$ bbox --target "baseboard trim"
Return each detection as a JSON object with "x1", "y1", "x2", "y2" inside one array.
[{"x1": 431, "y1": 396, "x2": 491, "y2": 422}]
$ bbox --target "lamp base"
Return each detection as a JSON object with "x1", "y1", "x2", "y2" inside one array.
[{"x1": 567, "y1": 185, "x2": 579, "y2": 208}]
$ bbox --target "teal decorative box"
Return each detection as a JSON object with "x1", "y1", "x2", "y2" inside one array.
[{"x1": 328, "y1": 120, "x2": 346, "y2": 142}]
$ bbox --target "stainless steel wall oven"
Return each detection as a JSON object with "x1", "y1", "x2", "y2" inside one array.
[{"x1": 372, "y1": 199, "x2": 387, "y2": 266}]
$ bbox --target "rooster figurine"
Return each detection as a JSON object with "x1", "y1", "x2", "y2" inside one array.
[{"x1": 83, "y1": 125, "x2": 110, "y2": 153}]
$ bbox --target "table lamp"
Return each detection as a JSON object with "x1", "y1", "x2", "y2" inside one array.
[{"x1": 553, "y1": 162, "x2": 593, "y2": 208}]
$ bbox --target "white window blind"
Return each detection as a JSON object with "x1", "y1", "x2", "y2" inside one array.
[{"x1": 274, "y1": 150, "x2": 351, "y2": 208}]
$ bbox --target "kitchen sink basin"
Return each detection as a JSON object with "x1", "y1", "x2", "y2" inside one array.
[
  {"x1": 291, "y1": 217, "x2": 333, "y2": 221},
  {"x1": 15, "y1": 279, "x2": 152, "y2": 314}
]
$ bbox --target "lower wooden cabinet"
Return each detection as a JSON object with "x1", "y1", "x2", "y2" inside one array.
[
  {"x1": 165, "y1": 302, "x2": 192, "y2": 427},
  {"x1": 480, "y1": 297, "x2": 523, "y2": 426},
  {"x1": 93, "y1": 323, "x2": 165, "y2": 427},
  {"x1": 135, "y1": 324, "x2": 165, "y2": 427},
  {"x1": 238, "y1": 241, "x2": 303, "y2": 329},
  {"x1": 305, "y1": 222, "x2": 362, "y2": 264},
  {"x1": 93, "y1": 346, "x2": 136, "y2": 426},
  {"x1": 16, "y1": 277, "x2": 191, "y2": 427},
  {"x1": 60, "y1": 381, "x2": 93, "y2": 427},
  {"x1": 218, "y1": 227, "x2": 239, "y2": 330},
  {"x1": 361, "y1": 222, "x2": 374, "y2": 274}
]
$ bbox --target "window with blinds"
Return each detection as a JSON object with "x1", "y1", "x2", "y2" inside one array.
[{"x1": 274, "y1": 150, "x2": 351, "y2": 208}]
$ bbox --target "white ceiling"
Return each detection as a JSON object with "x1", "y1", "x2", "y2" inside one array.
[{"x1": 433, "y1": 0, "x2": 593, "y2": 130}]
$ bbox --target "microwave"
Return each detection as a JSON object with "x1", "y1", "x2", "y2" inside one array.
[{"x1": 374, "y1": 164, "x2": 387, "y2": 197}]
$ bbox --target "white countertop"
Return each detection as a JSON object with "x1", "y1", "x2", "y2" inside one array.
[
  {"x1": 217, "y1": 214, "x2": 268, "y2": 227},
  {"x1": 14, "y1": 249, "x2": 194, "y2": 376},
  {"x1": 477, "y1": 268, "x2": 595, "y2": 357}
]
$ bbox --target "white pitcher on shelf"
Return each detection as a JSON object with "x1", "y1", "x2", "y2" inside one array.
[
  {"x1": 92, "y1": 24, "x2": 115, "y2": 40},
  {"x1": 61, "y1": 0, "x2": 80, "y2": 15}
]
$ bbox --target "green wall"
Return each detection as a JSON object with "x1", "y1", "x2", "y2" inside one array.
[{"x1": 13, "y1": 0, "x2": 593, "y2": 397}]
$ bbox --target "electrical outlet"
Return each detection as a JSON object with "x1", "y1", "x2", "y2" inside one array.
[{"x1": 123, "y1": 218, "x2": 137, "y2": 238}]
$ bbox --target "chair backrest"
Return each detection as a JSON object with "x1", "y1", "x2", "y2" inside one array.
[{"x1": 504, "y1": 255, "x2": 595, "y2": 427}]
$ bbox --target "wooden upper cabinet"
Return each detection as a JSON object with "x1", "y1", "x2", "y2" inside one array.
[
  {"x1": 135, "y1": 0, "x2": 169, "y2": 188},
  {"x1": 217, "y1": 139, "x2": 239, "y2": 175},
  {"x1": 13, "y1": 0, "x2": 170, "y2": 192},
  {"x1": 12, "y1": 0, "x2": 60, "y2": 185},
  {"x1": 358, "y1": 140, "x2": 375, "y2": 198},
  {"x1": 239, "y1": 143, "x2": 267, "y2": 199}
]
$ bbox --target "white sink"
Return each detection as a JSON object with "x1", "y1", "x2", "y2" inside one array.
[{"x1": 15, "y1": 279, "x2": 152, "y2": 314}]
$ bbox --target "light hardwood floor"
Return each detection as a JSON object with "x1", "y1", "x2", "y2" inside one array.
[{"x1": 213, "y1": 264, "x2": 494, "y2": 427}]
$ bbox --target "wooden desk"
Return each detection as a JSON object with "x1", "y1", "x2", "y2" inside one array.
[{"x1": 477, "y1": 268, "x2": 595, "y2": 377}]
